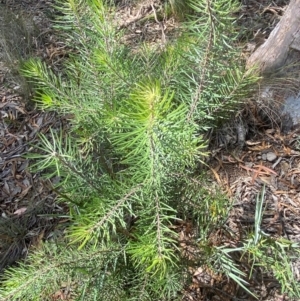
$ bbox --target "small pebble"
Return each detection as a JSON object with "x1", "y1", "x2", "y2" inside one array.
[
  {"x1": 266, "y1": 152, "x2": 277, "y2": 162},
  {"x1": 244, "y1": 162, "x2": 253, "y2": 168}
]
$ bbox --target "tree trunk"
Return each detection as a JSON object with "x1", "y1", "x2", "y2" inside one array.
[{"x1": 246, "y1": 0, "x2": 300, "y2": 75}]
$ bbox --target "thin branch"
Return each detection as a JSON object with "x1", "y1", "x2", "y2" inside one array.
[
  {"x1": 151, "y1": 2, "x2": 166, "y2": 46},
  {"x1": 88, "y1": 185, "x2": 141, "y2": 234},
  {"x1": 155, "y1": 192, "x2": 163, "y2": 258},
  {"x1": 57, "y1": 153, "x2": 104, "y2": 194},
  {"x1": 187, "y1": 0, "x2": 214, "y2": 122}
]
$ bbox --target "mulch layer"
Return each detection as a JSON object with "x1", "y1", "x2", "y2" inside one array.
[
  {"x1": 0, "y1": 0, "x2": 66, "y2": 271},
  {"x1": 0, "y1": 0, "x2": 299, "y2": 300}
]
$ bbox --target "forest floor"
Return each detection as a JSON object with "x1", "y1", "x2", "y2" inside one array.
[{"x1": 1, "y1": 0, "x2": 300, "y2": 300}]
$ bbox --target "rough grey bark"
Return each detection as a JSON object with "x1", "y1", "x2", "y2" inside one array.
[{"x1": 247, "y1": 0, "x2": 300, "y2": 75}]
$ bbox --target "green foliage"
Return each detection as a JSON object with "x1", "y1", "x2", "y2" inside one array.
[
  {"x1": 240, "y1": 185, "x2": 300, "y2": 298},
  {"x1": 0, "y1": 242, "x2": 127, "y2": 301},
  {"x1": 205, "y1": 185, "x2": 300, "y2": 299},
  {"x1": 0, "y1": 0, "x2": 266, "y2": 300}
]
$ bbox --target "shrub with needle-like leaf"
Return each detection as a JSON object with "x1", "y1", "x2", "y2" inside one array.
[{"x1": 0, "y1": 0, "x2": 261, "y2": 300}]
